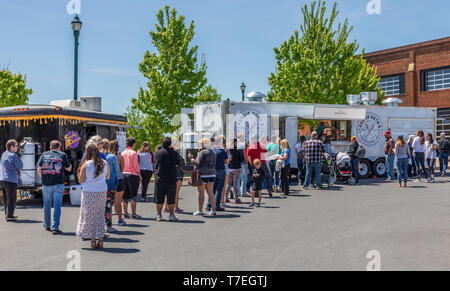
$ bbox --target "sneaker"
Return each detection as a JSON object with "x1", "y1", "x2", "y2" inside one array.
[
  {"x1": 225, "y1": 199, "x2": 231, "y2": 203},
  {"x1": 169, "y1": 214, "x2": 178, "y2": 222},
  {"x1": 163, "y1": 208, "x2": 169, "y2": 213},
  {"x1": 193, "y1": 211, "x2": 204, "y2": 216},
  {"x1": 156, "y1": 215, "x2": 163, "y2": 221},
  {"x1": 132, "y1": 214, "x2": 142, "y2": 219},
  {"x1": 43, "y1": 225, "x2": 51, "y2": 232},
  {"x1": 209, "y1": 211, "x2": 216, "y2": 216},
  {"x1": 441, "y1": 173, "x2": 446, "y2": 177},
  {"x1": 106, "y1": 227, "x2": 118, "y2": 233},
  {"x1": 249, "y1": 203, "x2": 255, "y2": 207},
  {"x1": 303, "y1": 186, "x2": 309, "y2": 190},
  {"x1": 117, "y1": 220, "x2": 127, "y2": 226},
  {"x1": 123, "y1": 213, "x2": 131, "y2": 219},
  {"x1": 52, "y1": 229, "x2": 62, "y2": 235},
  {"x1": 256, "y1": 203, "x2": 260, "y2": 208},
  {"x1": 235, "y1": 198, "x2": 242, "y2": 204},
  {"x1": 175, "y1": 208, "x2": 183, "y2": 214}
]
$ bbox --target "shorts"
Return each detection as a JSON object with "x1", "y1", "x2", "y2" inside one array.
[
  {"x1": 116, "y1": 178, "x2": 125, "y2": 192},
  {"x1": 177, "y1": 177, "x2": 183, "y2": 182},
  {"x1": 154, "y1": 181, "x2": 176, "y2": 205},
  {"x1": 201, "y1": 177, "x2": 216, "y2": 184},
  {"x1": 123, "y1": 174, "x2": 140, "y2": 203}
]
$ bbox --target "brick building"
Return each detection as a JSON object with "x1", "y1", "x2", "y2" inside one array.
[{"x1": 364, "y1": 37, "x2": 450, "y2": 108}]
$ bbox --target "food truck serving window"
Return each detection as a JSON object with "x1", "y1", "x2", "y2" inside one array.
[{"x1": 330, "y1": 120, "x2": 352, "y2": 141}]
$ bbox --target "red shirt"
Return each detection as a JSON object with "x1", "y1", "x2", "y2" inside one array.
[{"x1": 247, "y1": 142, "x2": 268, "y2": 165}]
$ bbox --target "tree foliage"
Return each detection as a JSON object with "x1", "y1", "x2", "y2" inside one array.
[
  {"x1": 195, "y1": 84, "x2": 222, "y2": 103},
  {"x1": 0, "y1": 68, "x2": 32, "y2": 107},
  {"x1": 130, "y1": 6, "x2": 207, "y2": 146},
  {"x1": 267, "y1": 0, "x2": 383, "y2": 105}
]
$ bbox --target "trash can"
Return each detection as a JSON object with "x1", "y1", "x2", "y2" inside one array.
[{"x1": 70, "y1": 185, "x2": 82, "y2": 206}]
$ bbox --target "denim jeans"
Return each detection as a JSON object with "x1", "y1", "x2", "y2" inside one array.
[
  {"x1": 42, "y1": 184, "x2": 65, "y2": 230},
  {"x1": 385, "y1": 154, "x2": 395, "y2": 179},
  {"x1": 439, "y1": 153, "x2": 448, "y2": 175},
  {"x1": 297, "y1": 159, "x2": 304, "y2": 184},
  {"x1": 240, "y1": 163, "x2": 248, "y2": 196},
  {"x1": 351, "y1": 158, "x2": 360, "y2": 183},
  {"x1": 397, "y1": 158, "x2": 409, "y2": 184},
  {"x1": 304, "y1": 162, "x2": 322, "y2": 188},
  {"x1": 208, "y1": 170, "x2": 226, "y2": 209},
  {"x1": 414, "y1": 152, "x2": 428, "y2": 179},
  {"x1": 408, "y1": 154, "x2": 416, "y2": 177}
]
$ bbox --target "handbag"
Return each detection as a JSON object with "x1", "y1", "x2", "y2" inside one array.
[{"x1": 188, "y1": 169, "x2": 202, "y2": 186}]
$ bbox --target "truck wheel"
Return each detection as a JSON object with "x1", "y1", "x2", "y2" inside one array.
[
  {"x1": 358, "y1": 159, "x2": 371, "y2": 179},
  {"x1": 372, "y1": 158, "x2": 386, "y2": 178}
]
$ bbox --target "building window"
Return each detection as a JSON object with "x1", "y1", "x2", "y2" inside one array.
[
  {"x1": 378, "y1": 74, "x2": 405, "y2": 96},
  {"x1": 425, "y1": 67, "x2": 450, "y2": 91}
]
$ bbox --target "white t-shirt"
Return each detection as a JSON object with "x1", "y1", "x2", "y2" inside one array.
[
  {"x1": 424, "y1": 141, "x2": 437, "y2": 159},
  {"x1": 82, "y1": 160, "x2": 108, "y2": 192},
  {"x1": 411, "y1": 137, "x2": 425, "y2": 153},
  {"x1": 295, "y1": 142, "x2": 303, "y2": 153}
]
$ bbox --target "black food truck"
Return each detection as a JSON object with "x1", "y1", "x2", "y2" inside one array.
[{"x1": 0, "y1": 103, "x2": 128, "y2": 195}]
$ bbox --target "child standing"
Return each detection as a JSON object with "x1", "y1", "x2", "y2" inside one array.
[{"x1": 250, "y1": 159, "x2": 264, "y2": 207}]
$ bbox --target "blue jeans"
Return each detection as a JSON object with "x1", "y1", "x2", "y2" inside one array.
[
  {"x1": 397, "y1": 158, "x2": 409, "y2": 184},
  {"x1": 385, "y1": 154, "x2": 395, "y2": 179},
  {"x1": 304, "y1": 162, "x2": 322, "y2": 188},
  {"x1": 42, "y1": 184, "x2": 64, "y2": 230},
  {"x1": 208, "y1": 170, "x2": 226, "y2": 209},
  {"x1": 439, "y1": 153, "x2": 448, "y2": 175},
  {"x1": 240, "y1": 163, "x2": 248, "y2": 196},
  {"x1": 297, "y1": 159, "x2": 304, "y2": 183},
  {"x1": 351, "y1": 158, "x2": 360, "y2": 183},
  {"x1": 414, "y1": 152, "x2": 428, "y2": 179}
]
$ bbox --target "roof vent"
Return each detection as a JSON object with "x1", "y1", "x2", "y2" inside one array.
[
  {"x1": 81, "y1": 96, "x2": 102, "y2": 112},
  {"x1": 360, "y1": 92, "x2": 378, "y2": 105},
  {"x1": 49, "y1": 99, "x2": 87, "y2": 109},
  {"x1": 382, "y1": 97, "x2": 403, "y2": 107},
  {"x1": 245, "y1": 91, "x2": 266, "y2": 102},
  {"x1": 346, "y1": 94, "x2": 361, "y2": 106}
]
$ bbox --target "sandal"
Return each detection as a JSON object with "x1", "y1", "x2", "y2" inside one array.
[
  {"x1": 90, "y1": 239, "x2": 97, "y2": 249},
  {"x1": 97, "y1": 238, "x2": 104, "y2": 249}
]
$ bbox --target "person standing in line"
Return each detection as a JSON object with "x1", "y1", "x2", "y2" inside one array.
[
  {"x1": 221, "y1": 136, "x2": 231, "y2": 207},
  {"x1": 76, "y1": 144, "x2": 110, "y2": 249},
  {"x1": 395, "y1": 136, "x2": 409, "y2": 188},
  {"x1": 0, "y1": 140, "x2": 23, "y2": 222},
  {"x1": 36, "y1": 140, "x2": 72, "y2": 234},
  {"x1": 188, "y1": 138, "x2": 217, "y2": 216},
  {"x1": 137, "y1": 141, "x2": 155, "y2": 202},
  {"x1": 412, "y1": 130, "x2": 428, "y2": 183},
  {"x1": 384, "y1": 131, "x2": 396, "y2": 181},
  {"x1": 247, "y1": 136, "x2": 273, "y2": 198},
  {"x1": 407, "y1": 135, "x2": 417, "y2": 178},
  {"x1": 104, "y1": 140, "x2": 121, "y2": 233},
  {"x1": 237, "y1": 134, "x2": 250, "y2": 197},
  {"x1": 278, "y1": 139, "x2": 291, "y2": 197},
  {"x1": 84, "y1": 135, "x2": 106, "y2": 160},
  {"x1": 109, "y1": 140, "x2": 126, "y2": 226},
  {"x1": 347, "y1": 136, "x2": 360, "y2": 185},
  {"x1": 121, "y1": 138, "x2": 142, "y2": 219},
  {"x1": 249, "y1": 159, "x2": 264, "y2": 207},
  {"x1": 226, "y1": 138, "x2": 245, "y2": 204},
  {"x1": 164, "y1": 141, "x2": 185, "y2": 213},
  {"x1": 154, "y1": 137, "x2": 179, "y2": 222},
  {"x1": 425, "y1": 133, "x2": 438, "y2": 183},
  {"x1": 437, "y1": 133, "x2": 450, "y2": 177},
  {"x1": 295, "y1": 136, "x2": 306, "y2": 186},
  {"x1": 268, "y1": 136, "x2": 282, "y2": 192},
  {"x1": 303, "y1": 132, "x2": 325, "y2": 190},
  {"x1": 206, "y1": 136, "x2": 228, "y2": 212}
]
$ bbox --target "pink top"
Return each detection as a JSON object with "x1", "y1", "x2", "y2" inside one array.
[{"x1": 122, "y1": 148, "x2": 140, "y2": 176}]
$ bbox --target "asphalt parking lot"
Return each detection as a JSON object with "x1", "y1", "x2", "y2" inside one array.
[{"x1": 1, "y1": 177, "x2": 450, "y2": 271}]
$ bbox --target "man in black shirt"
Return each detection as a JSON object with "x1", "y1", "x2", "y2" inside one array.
[
  {"x1": 37, "y1": 140, "x2": 72, "y2": 234},
  {"x1": 438, "y1": 133, "x2": 450, "y2": 176},
  {"x1": 154, "y1": 137, "x2": 180, "y2": 221}
]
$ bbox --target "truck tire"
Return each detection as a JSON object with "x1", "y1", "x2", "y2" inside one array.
[
  {"x1": 372, "y1": 158, "x2": 386, "y2": 178},
  {"x1": 358, "y1": 159, "x2": 371, "y2": 179}
]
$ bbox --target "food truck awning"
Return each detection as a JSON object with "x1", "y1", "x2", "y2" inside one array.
[{"x1": 313, "y1": 106, "x2": 366, "y2": 120}]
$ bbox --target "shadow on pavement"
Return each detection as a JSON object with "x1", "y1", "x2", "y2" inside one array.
[
  {"x1": 12, "y1": 219, "x2": 42, "y2": 224},
  {"x1": 114, "y1": 230, "x2": 145, "y2": 236},
  {"x1": 119, "y1": 224, "x2": 150, "y2": 228},
  {"x1": 203, "y1": 214, "x2": 241, "y2": 219},
  {"x1": 224, "y1": 209, "x2": 252, "y2": 214},
  {"x1": 81, "y1": 247, "x2": 140, "y2": 254},
  {"x1": 105, "y1": 237, "x2": 140, "y2": 244}
]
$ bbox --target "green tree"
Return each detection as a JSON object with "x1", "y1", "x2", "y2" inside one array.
[
  {"x1": 125, "y1": 106, "x2": 164, "y2": 150},
  {"x1": 130, "y1": 6, "x2": 207, "y2": 146},
  {"x1": 195, "y1": 84, "x2": 222, "y2": 103},
  {"x1": 0, "y1": 68, "x2": 33, "y2": 107},
  {"x1": 267, "y1": 0, "x2": 383, "y2": 105}
]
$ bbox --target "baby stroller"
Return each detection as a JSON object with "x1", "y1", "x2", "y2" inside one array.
[
  {"x1": 312, "y1": 153, "x2": 337, "y2": 188},
  {"x1": 335, "y1": 152, "x2": 357, "y2": 185}
]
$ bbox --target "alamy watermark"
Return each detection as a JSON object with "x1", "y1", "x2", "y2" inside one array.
[
  {"x1": 366, "y1": 250, "x2": 381, "y2": 271},
  {"x1": 367, "y1": 0, "x2": 381, "y2": 15},
  {"x1": 67, "y1": 0, "x2": 81, "y2": 15},
  {"x1": 66, "y1": 250, "x2": 81, "y2": 271}
]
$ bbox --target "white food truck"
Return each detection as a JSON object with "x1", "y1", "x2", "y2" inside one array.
[{"x1": 181, "y1": 97, "x2": 437, "y2": 179}]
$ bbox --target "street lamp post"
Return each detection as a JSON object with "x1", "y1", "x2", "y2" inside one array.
[
  {"x1": 240, "y1": 82, "x2": 246, "y2": 101},
  {"x1": 71, "y1": 15, "x2": 82, "y2": 101}
]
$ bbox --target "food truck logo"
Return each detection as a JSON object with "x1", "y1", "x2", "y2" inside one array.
[
  {"x1": 65, "y1": 131, "x2": 81, "y2": 149},
  {"x1": 357, "y1": 113, "x2": 383, "y2": 146},
  {"x1": 202, "y1": 106, "x2": 219, "y2": 132},
  {"x1": 233, "y1": 110, "x2": 267, "y2": 142}
]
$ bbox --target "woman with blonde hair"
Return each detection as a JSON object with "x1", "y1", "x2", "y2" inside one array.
[
  {"x1": 347, "y1": 136, "x2": 360, "y2": 185},
  {"x1": 277, "y1": 139, "x2": 291, "y2": 197},
  {"x1": 395, "y1": 135, "x2": 409, "y2": 187},
  {"x1": 188, "y1": 138, "x2": 217, "y2": 216}
]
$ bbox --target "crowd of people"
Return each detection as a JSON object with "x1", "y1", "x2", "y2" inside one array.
[{"x1": 0, "y1": 128, "x2": 449, "y2": 249}]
